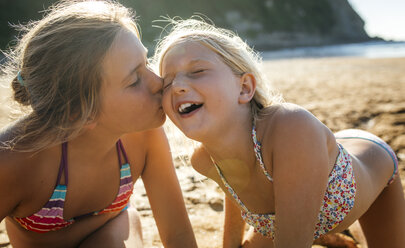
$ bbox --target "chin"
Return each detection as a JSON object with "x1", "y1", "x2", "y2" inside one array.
[
  {"x1": 180, "y1": 127, "x2": 206, "y2": 143},
  {"x1": 149, "y1": 114, "x2": 167, "y2": 129},
  {"x1": 157, "y1": 115, "x2": 167, "y2": 127}
]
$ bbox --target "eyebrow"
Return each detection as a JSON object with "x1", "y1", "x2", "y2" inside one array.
[
  {"x1": 189, "y1": 58, "x2": 208, "y2": 65},
  {"x1": 121, "y1": 49, "x2": 148, "y2": 84}
]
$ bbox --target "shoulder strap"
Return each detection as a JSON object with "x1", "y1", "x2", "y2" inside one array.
[
  {"x1": 252, "y1": 125, "x2": 273, "y2": 182},
  {"x1": 116, "y1": 139, "x2": 129, "y2": 167},
  {"x1": 212, "y1": 159, "x2": 250, "y2": 212},
  {"x1": 56, "y1": 142, "x2": 69, "y2": 186}
]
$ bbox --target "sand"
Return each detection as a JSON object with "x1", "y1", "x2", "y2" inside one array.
[{"x1": 0, "y1": 56, "x2": 404, "y2": 247}]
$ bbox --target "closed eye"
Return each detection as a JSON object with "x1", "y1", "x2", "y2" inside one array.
[
  {"x1": 192, "y1": 69, "x2": 205, "y2": 74},
  {"x1": 129, "y1": 78, "x2": 140, "y2": 87},
  {"x1": 163, "y1": 79, "x2": 172, "y2": 91}
]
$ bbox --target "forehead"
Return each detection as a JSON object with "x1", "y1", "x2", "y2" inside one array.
[
  {"x1": 107, "y1": 30, "x2": 146, "y2": 64},
  {"x1": 161, "y1": 41, "x2": 220, "y2": 71},
  {"x1": 102, "y1": 30, "x2": 147, "y2": 84}
]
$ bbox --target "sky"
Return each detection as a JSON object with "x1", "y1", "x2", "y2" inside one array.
[{"x1": 348, "y1": 0, "x2": 405, "y2": 41}]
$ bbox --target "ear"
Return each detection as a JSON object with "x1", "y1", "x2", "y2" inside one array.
[
  {"x1": 83, "y1": 120, "x2": 97, "y2": 130},
  {"x1": 238, "y1": 73, "x2": 256, "y2": 104}
]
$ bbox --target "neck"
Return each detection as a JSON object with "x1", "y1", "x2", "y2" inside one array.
[
  {"x1": 203, "y1": 115, "x2": 259, "y2": 190},
  {"x1": 202, "y1": 114, "x2": 255, "y2": 167},
  {"x1": 67, "y1": 124, "x2": 123, "y2": 163}
]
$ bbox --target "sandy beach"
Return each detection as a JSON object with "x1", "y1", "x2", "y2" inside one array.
[{"x1": 1, "y1": 56, "x2": 404, "y2": 247}]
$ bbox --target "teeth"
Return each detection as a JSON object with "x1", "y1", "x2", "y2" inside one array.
[{"x1": 178, "y1": 103, "x2": 193, "y2": 113}]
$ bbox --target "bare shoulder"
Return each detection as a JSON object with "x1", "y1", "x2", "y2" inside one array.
[
  {"x1": 0, "y1": 140, "x2": 32, "y2": 218},
  {"x1": 122, "y1": 127, "x2": 167, "y2": 148},
  {"x1": 0, "y1": 124, "x2": 29, "y2": 175},
  {"x1": 272, "y1": 103, "x2": 320, "y2": 125},
  {"x1": 0, "y1": 150, "x2": 22, "y2": 182},
  {"x1": 120, "y1": 128, "x2": 169, "y2": 174},
  {"x1": 259, "y1": 103, "x2": 334, "y2": 167},
  {"x1": 266, "y1": 103, "x2": 329, "y2": 143},
  {"x1": 190, "y1": 145, "x2": 218, "y2": 181},
  {"x1": 121, "y1": 127, "x2": 168, "y2": 157},
  {"x1": 190, "y1": 145, "x2": 211, "y2": 176}
]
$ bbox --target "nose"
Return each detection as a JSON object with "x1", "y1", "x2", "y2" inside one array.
[{"x1": 171, "y1": 73, "x2": 189, "y2": 94}]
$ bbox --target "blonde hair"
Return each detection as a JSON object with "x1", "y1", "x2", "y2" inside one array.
[
  {"x1": 153, "y1": 18, "x2": 281, "y2": 121},
  {"x1": 0, "y1": 0, "x2": 139, "y2": 152}
]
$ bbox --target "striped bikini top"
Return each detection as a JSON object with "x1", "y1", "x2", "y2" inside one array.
[
  {"x1": 213, "y1": 126, "x2": 356, "y2": 240},
  {"x1": 14, "y1": 140, "x2": 134, "y2": 233}
]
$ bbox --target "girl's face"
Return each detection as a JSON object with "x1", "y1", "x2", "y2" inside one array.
[
  {"x1": 161, "y1": 41, "x2": 243, "y2": 141},
  {"x1": 97, "y1": 30, "x2": 165, "y2": 135}
]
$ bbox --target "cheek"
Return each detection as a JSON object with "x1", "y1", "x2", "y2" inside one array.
[
  {"x1": 128, "y1": 96, "x2": 150, "y2": 117},
  {"x1": 108, "y1": 91, "x2": 142, "y2": 119},
  {"x1": 100, "y1": 95, "x2": 119, "y2": 117},
  {"x1": 162, "y1": 92, "x2": 172, "y2": 114}
]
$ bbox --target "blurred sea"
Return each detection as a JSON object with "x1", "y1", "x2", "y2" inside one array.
[{"x1": 262, "y1": 41, "x2": 405, "y2": 60}]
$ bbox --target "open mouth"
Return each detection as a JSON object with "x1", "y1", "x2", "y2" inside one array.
[{"x1": 178, "y1": 103, "x2": 203, "y2": 115}]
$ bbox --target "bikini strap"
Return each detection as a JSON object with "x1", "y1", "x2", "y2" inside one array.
[
  {"x1": 116, "y1": 139, "x2": 129, "y2": 167},
  {"x1": 252, "y1": 125, "x2": 273, "y2": 182},
  {"x1": 211, "y1": 158, "x2": 250, "y2": 212},
  {"x1": 56, "y1": 142, "x2": 69, "y2": 186}
]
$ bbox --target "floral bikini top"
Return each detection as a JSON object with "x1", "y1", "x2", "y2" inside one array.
[
  {"x1": 14, "y1": 140, "x2": 134, "y2": 233},
  {"x1": 213, "y1": 126, "x2": 356, "y2": 240}
]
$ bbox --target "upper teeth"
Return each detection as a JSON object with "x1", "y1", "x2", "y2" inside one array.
[{"x1": 179, "y1": 103, "x2": 193, "y2": 113}]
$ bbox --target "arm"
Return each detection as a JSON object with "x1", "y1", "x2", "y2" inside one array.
[
  {"x1": 0, "y1": 129, "x2": 25, "y2": 221},
  {"x1": 223, "y1": 196, "x2": 246, "y2": 248},
  {"x1": 191, "y1": 146, "x2": 246, "y2": 248},
  {"x1": 141, "y1": 127, "x2": 197, "y2": 248},
  {"x1": 271, "y1": 106, "x2": 332, "y2": 247},
  {"x1": 0, "y1": 157, "x2": 22, "y2": 222}
]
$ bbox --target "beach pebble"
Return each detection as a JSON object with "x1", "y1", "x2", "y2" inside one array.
[
  {"x1": 208, "y1": 198, "x2": 224, "y2": 212},
  {"x1": 184, "y1": 183, "x2": 198, "y2": 192},
  {"x1": 186, "y1": 194, "x2": 206, "y2": 205}
]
